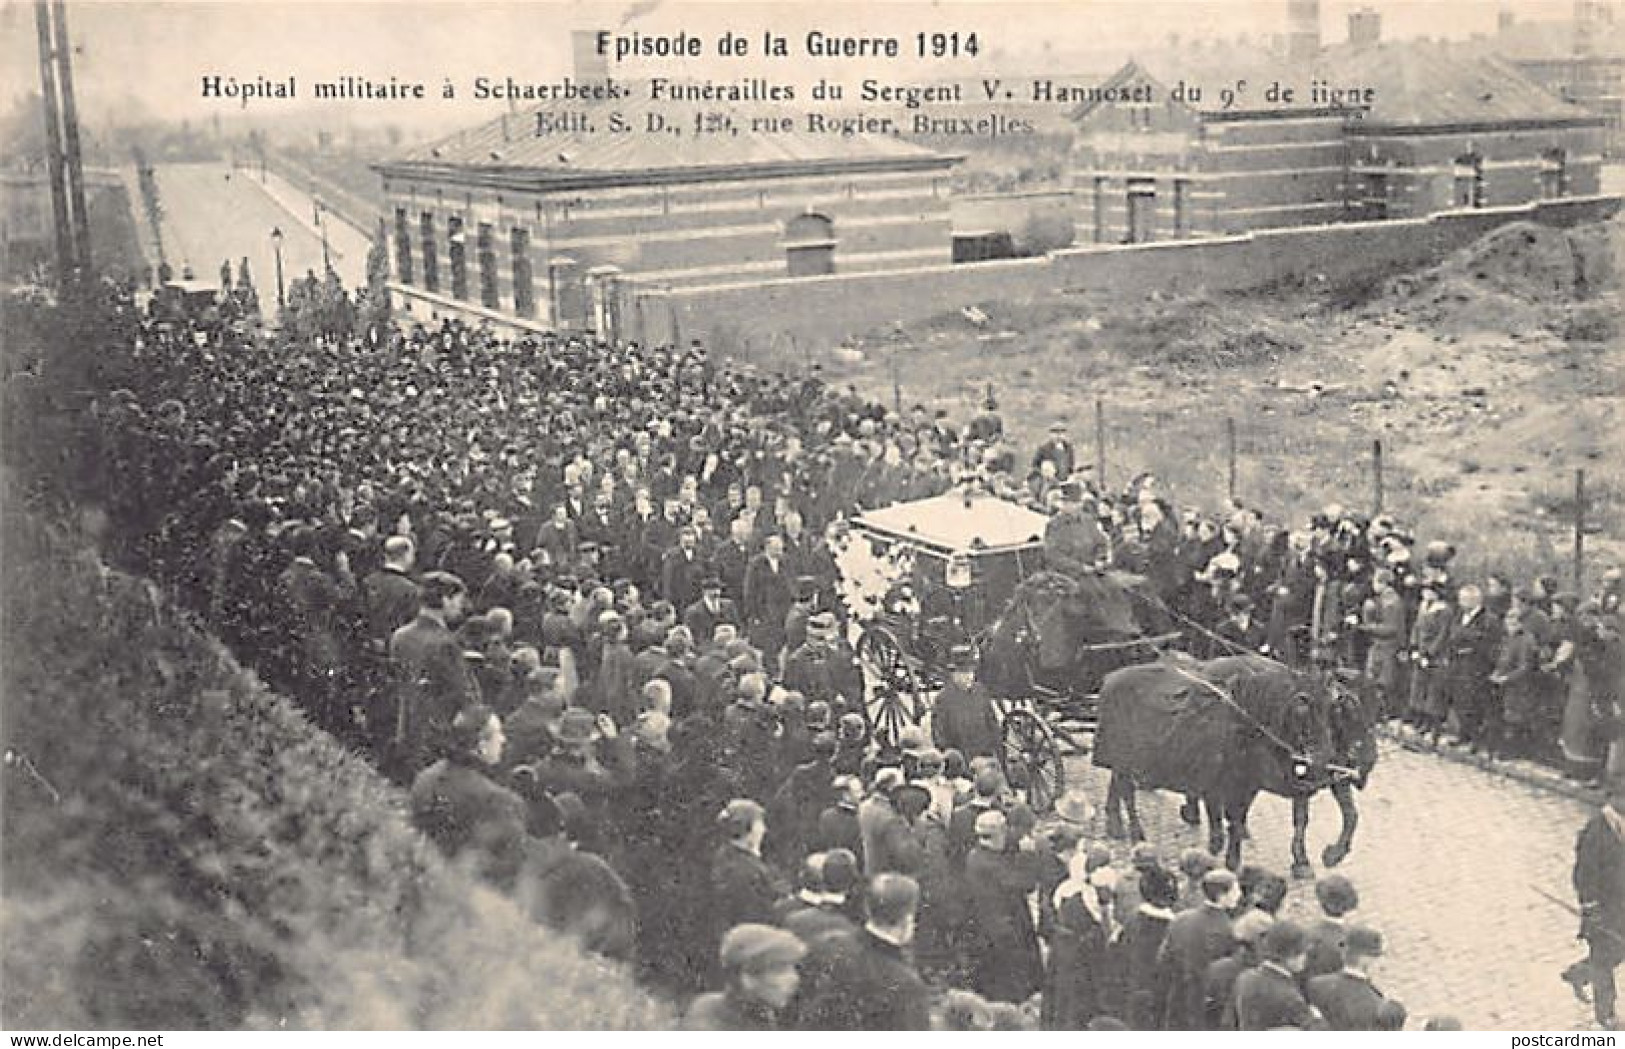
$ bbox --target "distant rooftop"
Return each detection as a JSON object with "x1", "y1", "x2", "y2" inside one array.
[
  {"x1": 379, "y1": 98, "x2": 954, "y2": 187},
  {"x1": 1073, "y1": 38, "x2": 1601, "y2": 127}
]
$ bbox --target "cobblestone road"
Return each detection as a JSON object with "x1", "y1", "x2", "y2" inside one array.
[{"x1": 1062, "y1": 739, "x2": 1597, "y2": 1030}]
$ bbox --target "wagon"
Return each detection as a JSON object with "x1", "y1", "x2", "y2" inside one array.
[{"x1": 839, "y1": 492, "x2": 1052, "y2": 809}]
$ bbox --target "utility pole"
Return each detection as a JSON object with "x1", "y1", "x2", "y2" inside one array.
[
  {"x1": 52, "y1": 0, "x2": 93, "y2": 280},
  {"x1": 34, "y1": 0, "x2": 74, "y2": 284},
  {"x1": 1575, "y1": 468, "x2": 1587, "y2": 595}
]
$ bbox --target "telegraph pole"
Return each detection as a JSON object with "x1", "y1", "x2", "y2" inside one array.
[
  {"x1": 52, "y1": 0, "x2": 93, "y2": 280},
  {"x1": 34, "y1": 0, "x2": 74, "y2": 284}
]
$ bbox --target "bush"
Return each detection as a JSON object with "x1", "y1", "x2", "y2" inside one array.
[{"x1": 0, "y1": 510, "x2": 670, "y2": 1030}]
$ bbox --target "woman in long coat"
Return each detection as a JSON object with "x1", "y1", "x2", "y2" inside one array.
[{"x1": 1042, "y1": 855, "x2": 1117, "y2": 1029}]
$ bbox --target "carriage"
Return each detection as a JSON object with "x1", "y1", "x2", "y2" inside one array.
[{"x1": 840, "y1": 489, "x2": 1178, "y2": 811}]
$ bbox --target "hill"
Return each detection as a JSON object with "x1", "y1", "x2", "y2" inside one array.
[{"x1": 0, "y1": 504, "x2": 670, "y2": 1030}]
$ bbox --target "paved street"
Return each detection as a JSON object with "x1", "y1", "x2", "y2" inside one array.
[
  {"x1": 1062, "y1": 740, "x2": 1596, "y2": 1029},
  {"x1": 153, "y1": 163, "x2": 371, "y2": 316}
]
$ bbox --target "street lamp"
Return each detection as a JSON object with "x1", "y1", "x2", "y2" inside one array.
[{"x1": 271, "y1": 226, "x2": 285, "y2": 309}]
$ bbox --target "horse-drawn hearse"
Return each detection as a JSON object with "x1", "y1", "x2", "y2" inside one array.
[
  {"x1": 837, "y1": 487, "x2": 1379, "y2": 876},
  {"x1": 838, "y1": 489, "x2": 1178, "y2": 811}
]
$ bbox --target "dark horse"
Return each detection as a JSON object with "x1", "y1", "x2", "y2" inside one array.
[
  {"x1": 978, "y1": 569, "x2": 1165, "y2": 703},
  {"x1": 1093, "y1": 653, "x2": 1377, "y2": 876}
]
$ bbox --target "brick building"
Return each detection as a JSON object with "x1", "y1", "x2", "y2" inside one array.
[
  {"x1": 1070, "y1": 16, "x2": 1606, "y2": 243},
  {"x1": 373, "y1": 38, "x2": 958, "y2": 338}
]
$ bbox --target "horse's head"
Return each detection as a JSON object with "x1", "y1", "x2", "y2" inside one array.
[{"x1": 1325, "y1": 675, "x2": 1379, "y2": 788}]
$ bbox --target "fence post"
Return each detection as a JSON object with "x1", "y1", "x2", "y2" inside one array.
[
  {"x1": 1225, "y1": 417, "x2": 1237, "y2": 504},
  {"x1": 1575, "y1": 468, "x2": 1587, "y2": 595},
  {"x1": 1094, "y1": 396, "x2": 1106, "y2": 489},
  {"x1": 1372, "y1": 439, "x2": 1384, "y2": 516}
]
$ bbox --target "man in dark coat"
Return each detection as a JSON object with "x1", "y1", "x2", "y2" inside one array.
[
  {"x1": 744, "y1": 535, "x2": 795, "y2": 663},
  {"x1": 1157, "y1": 869, "x2": 1240, "y2": 1030},
  {"x1": 792, "y1": 873, "x2": 933, "y2": 1030},
  {"x1": 767, "y1": 733, "x2": 838, "y2": 867},
  {"x1": 774, "y1": 850, "x2": 860, "y2": 944},
  {"x1": 708, "y1": 799, "x2": 784, "y2": 960},
  {"x1": 409, "y1": 705, "x2": 528, "y2": 892},
  {"x1": 683, "y1": 576, "x2": 740, "y2": 647},
  {"x1": 1449, "y1": 583, "x2": 1501, "y2": 750},
  {"x1": 683, "y1": 924, "x2": 807, "y2": 1030},
  {"x1": 1564, "y1": 788, "x2": 1625, "y2": 1028},
  {"x1": 661, "y1": 526, "x2": 704, "y2": 611},
  {"x1": 361, "y1": 534, "x2": 421, "y2": 644},
  {"x1": 961, "y1": 810, "x2": 1044, "y2": 1004},
  {"x1": 932, "y1": 647, "x2": 1001, "y2": 761},
  {"x1": 1232, "y1": 920, "x2": 1323, "y2": 1030},
  {"x1": 1302, "y1": 873, "x2": 1359, "y2": 979},
  {"x1": 1306, "y1": 925, "x2": 1392, "y2": 1031},
  {"x1": 1032, "y1": 420, "x2": 1076, "y2": 479},
  {"x1": 389, "y1": 571, "x2": 480, "y2": 778},
  {"x1": 1044, "y1": 482, "x2": 1108, "y2": 579}
]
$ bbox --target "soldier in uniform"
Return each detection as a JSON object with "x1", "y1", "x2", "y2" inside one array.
[
  {"x1": 1044, "y1": 482, "x2": 1108, "y2": 580},
  {"x1": 784, "y1": 612, "x2": 864, "y2": 715}
]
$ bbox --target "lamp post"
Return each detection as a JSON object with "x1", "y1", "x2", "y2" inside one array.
[{"x1": 271, "y1": 225, "x2": 285, "y2": 309}]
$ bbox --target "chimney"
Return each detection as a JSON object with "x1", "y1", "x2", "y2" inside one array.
[
  {"x1": 1348, "y1": 7, "x2": 1381, "y2": 49},
  {"x1": 1498, "y1": 8, "x2": 1515, "y2": 35},
  {"x1": 572, "y1": 29, "x2": 610, "y2": 87},
  {"x1": 1287, "y1": 0, "x2": 1321, "y2": 61}
]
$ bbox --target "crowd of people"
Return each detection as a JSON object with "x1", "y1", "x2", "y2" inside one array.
[{"x1": 56, "y1": 276, "x2": 1625, "y2": 1029}]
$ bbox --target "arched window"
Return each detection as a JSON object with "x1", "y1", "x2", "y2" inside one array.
[{"x1": 785, "y1": 213, "x2": 835, "y2": 277}]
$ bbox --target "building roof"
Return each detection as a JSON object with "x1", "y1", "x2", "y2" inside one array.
[
  {"x1": 379, "y1": 98, "x2": 952, "y2": 188},
  {"x1": 1325, "y1": 41, "x2": 1600, "y2": 128},
  {"x1": 853, "y1": 492, "x2": 1048, "y2": 555},
  {"x1": 1486, "y1": 19, "x2": 1625, "y2": 63},
  {"x1": 1073, "y1": 39, "x2": 1599, "y2": 129}
]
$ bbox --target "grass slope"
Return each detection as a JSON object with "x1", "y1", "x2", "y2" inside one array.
[{"x1": 0, "y1": 505, "x2": 670, "y2": 1030}]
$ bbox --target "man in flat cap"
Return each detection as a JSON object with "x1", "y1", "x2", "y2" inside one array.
[{"x1": 683, "y1": 924, "x2": 807, "y2": 1030}]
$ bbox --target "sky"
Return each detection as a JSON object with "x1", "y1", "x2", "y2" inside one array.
[{"x1": 0, "y1": 0, "x2": 1603, "y2": 133}]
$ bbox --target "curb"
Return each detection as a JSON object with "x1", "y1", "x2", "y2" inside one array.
[{"x1": 1380, "y1": 723, "x2": 1606, "y2": 806}]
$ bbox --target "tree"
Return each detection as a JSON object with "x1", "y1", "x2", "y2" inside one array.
[
  {"x1": 358, "y1": 217, "x2": 392, "y2": 336},
  {"x1": 220, "y1": 260, "x2": 234, "y2": 292},
  {"x1": 236, "y1": 257, "x2": 259, "y2": 317}
]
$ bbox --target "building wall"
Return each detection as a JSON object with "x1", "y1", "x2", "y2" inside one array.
[
  {"x1": 622, "y1": 194, "x2": 1618, "y2": 366},
  {"x1": 381, "y1": 164, "x2": 955, "y2": 331},
  {"x1": 1349, "y1": 124, "x2": 1604, "y2": 216},
  {"x1": 1074, "y1": 106, "x2": 1354, "y2": 241},
  {"x1": 1077, "y1": 106, "x2": 1604, "y2": 240}
]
